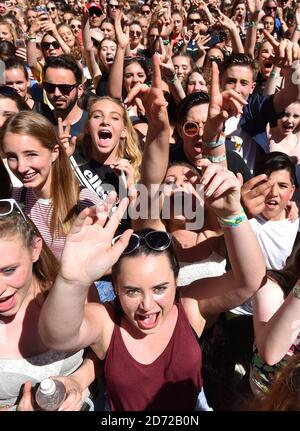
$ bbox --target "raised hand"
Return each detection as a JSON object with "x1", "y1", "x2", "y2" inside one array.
[
  {"x1": 114, "y1": 8, "x2": 129, "y2": 49},
  {"x1": 240, "y1": 173, "x2": 272, "y2": 218},
  {"x1": 125, "y1": 53, "x2": 169, "y2": 127},
  {"x1": 197, "y1": 159, "x2": 242, "y2": 219},
  {"x1": 59, "y1": 194, "x2": 133, "y2": 285},
  {"x1": 203, "y1": 61, "x2": 247, "y2": 142},
  {"x1": 58, "y1": 118, "x2": 76, "y2": 157},
  {"x1": 263, "y1": 30, "x2": 300, "y2": 67}
]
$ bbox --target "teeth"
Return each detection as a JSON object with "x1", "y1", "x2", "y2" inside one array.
[{"x1": 23, "y1": 173, "x2": 36, "y2": 179}]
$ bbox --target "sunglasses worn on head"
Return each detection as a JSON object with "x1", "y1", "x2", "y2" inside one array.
[
  {"x1": 0, "y1": 199, "x2": 27, "y2": 222},
  {"x1": 183, "y1": 121, "x2": 204, "y2": 137},
  {"x1": 112, "y1": 231, "x2": 172, "y2": 255},
  {"x1": 0, "y1": 85, "x2": 18, "y2": 96},
  {"x1": 43, "y1": 81, "x2": 78, "y2": 95},
  {"x1": 188, "y1": 18, "x2": 201, "y2": 24},
  {"x1": 41, "y1": 41, "x2": 61, "y2": 50}
]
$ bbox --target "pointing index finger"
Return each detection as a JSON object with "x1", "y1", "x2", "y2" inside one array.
[{"x1": 152, "y1": 52, "x2": 163, "y2": 89}]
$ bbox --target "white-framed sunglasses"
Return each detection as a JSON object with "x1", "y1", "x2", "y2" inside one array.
[{"x1": 0, "y1": 199, "x2": 27, "y2": 221}]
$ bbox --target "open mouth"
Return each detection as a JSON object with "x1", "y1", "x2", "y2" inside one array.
[
  {"x1": 135, "y1": 312, "x2": 159, "y2": 329},
  {"x1": 265, "y1": 199, "x2": 278, "y2": 207},
  {"x1": 21, "y1": 172, "x2": 37, "y2": 182},
  {"x1": 106, "y1": 55, "x2": 114, "y2": 64},
  {"x1": 264, "y1": 61, "x2": 273, "y2": 70},
  {"x1": 282, "y1": 124, "x2": 294, "y2": 131},
  {"x1": 98, "y1": 130, "x2": 112, "y2": 144},
  {"x1": 0, "y1": 293, "x2": 15, "y2": 312}
]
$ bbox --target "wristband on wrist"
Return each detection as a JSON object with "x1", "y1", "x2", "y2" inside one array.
[
  {"x1": 27, "y1": 35, "x2": 36, "y2": 41},
  {"x1": 249, "y1": 21, "x2": 258, "y2": 28},
  {"x1": 162, "y1": 39, "x2": 170, "y2": 45},
  {"x1": 217, "y1": 209, "x2": 246, "y2": 228},
  {"x1": 166, "y1": 74, "x2": 178, "y2": 84},
  {"x1": 203, "y1": 132, "x2": 226, "y2": 149},
  {"x1": 296, "y1": 24, "x2": 300, "y2": 32},
  {"x1": 204, "y1": 153, "x2": 227, "y2": 163},
  {"x1": 270, "y1": 71, "x2": 279, "y2": 78},
  {"x1": 292, "y1": 282, "x2": 300, "y2": 300}
]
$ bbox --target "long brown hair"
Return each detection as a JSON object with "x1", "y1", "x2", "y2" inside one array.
[{"x1": 0, "y1": 111, "x2": 80, "y2": 237}]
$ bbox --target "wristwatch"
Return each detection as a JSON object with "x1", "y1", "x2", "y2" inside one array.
[{"x1": 292, "y1": 282, "x2": 300, "y2": 300}]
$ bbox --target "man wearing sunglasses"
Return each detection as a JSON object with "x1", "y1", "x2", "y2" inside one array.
[
  {"x1": 40, "y1": 54, "x2": 87, "y2": 139},
  {"x1": 86, "y1": 2, "x2": 103, "y2": 29}
]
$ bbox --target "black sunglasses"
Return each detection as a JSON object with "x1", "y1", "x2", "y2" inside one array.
[
  {"x1": 112, "y1": 231, "x2": 172, "y2": 255},
  {"x1": 266, "y1": 6, "x2": 276, "y2": 10},
  {"x1": 130, "y1": 31, "x2": 142, "y2": 37},
  {"x1": 0, "y1": 85, "x2": 18, "y2": 96},
  {"x1": 89, "y1": 8, "x2": 102, "y2": 16},
  {"x1": 188, "y1": 18, "x2": 201, "y2": 24},
  {"x1": 43, "y1": 81, "x2": 78, "y2": 95},
  {"x1": 47, "y1": 6, "x2": 56, "y2": 11},
  {"x1": 109, "y1": 4, "x2": 120, "y2": 9},
  {"x1": 41, "y1": 41, "x2": 61, "y2": 50},
  {"x1": 141, "y1": 9, "x2": 151, "y2": 15}
]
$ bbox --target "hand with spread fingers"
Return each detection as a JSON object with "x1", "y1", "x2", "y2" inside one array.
[
  {"x1": 240, "y1": 173, "x2": 273, "y2": 218},
  {"x1": 59, "y1": 194, "x2": 133, "y2": 286}
]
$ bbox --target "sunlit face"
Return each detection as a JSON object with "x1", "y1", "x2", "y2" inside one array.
[
  {"x1": 0, "y1": 98, "x2": 19, "y2": 127},
  {"x1": 4, "y1": 68, "x2": 28, "y2": 100},
  {"x1": 180, "y1": 103, "x2": 209, "y2": 163},
  {"x1": 98, "y1": 39, "x2": 116, "y2": 69},
  {"x1": 87, "y1": 99, "x2": 127, "y2": 161},
  {"x1": 172, "y1": 0, "x2": 182, "y2": 10},
  {"x1": 100, "y1": 22, "x2": 115, "y2": 39},
  {"x1": 58, "y1": 25, "x2": 75, "y2": 47},
  {"x1": 114, "y1": 253, "x2": 177, "y2": 334},
  {"x1": 0, "y1": 235, "x2": 41, "y2": 319},
  {"x1": 42, "y1": 35, "x2": 63, "y2": 57},
  {"x1": 172, "y1": 13, "x2": 183, "y2": 34},
  {"x1": 46, "y1": 2, "x2": 58, "y2": 20},
  {"x1": 129, "y1": 24, "x2": 143, "y2": 47},
  {"x1": 2, "y1": 133, "x2": 59, "y2": 195},
  {"x1": 139, "y1": 18, "x2": 149, "y2": 36},
  {"x1": 186, "y1": 71, "x2": 207, "y2": 95},
  {"x1": 63, "y1": 12, "x2": 74, "y2": 25},
  {"x1": 123, "y1": 62, "x2": 147, "y2": 93},
  {"x1": 264, "y1": 1, "x2": 277, "y2": 17},
  {"x1": 263, "y1": 16, "x2": 274, "y2": 33},
  {"x1": 26, "y1": 9, "x2": 37, "y2": 26},
  {"x1": 44, "y1": 67, "x2": 79, "y2": 112},
  {"x1": 0, "y1": 23, "x2": 13, "y2": 42},
  {"x1": 187, "y1": 12, "x2": 201, "y2": 35},
  {"x1": 263, "y1": 169, "x2": 295, "y2": 221},
  {"x1": 258, "y1": 41, "x2": 275, "y2": 78},
  {"x1": 277, "y1": 102, "x2": 300, "y2": 136},
  {"x1": 183, "y1": 0, "x2": 191, "y2": 10},
  {"x1": 221, "y1": 65, "x2": 255, "y2": 101},
  {"x1": 234, "y1": 3, "x2": 246, "y2": 22},
  {"x1": 70, "y1": 19, "x2": 81, "y2": 35},
  {"x1": 172, "y1": 55, "x2": 192, "y2": 82}
]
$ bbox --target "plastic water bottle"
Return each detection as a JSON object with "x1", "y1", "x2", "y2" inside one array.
[{"x1": 35, "y1": 378, "x2": 66, "y2": 411}]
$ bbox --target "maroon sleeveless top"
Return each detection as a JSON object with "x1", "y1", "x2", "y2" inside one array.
[{"x1": 104, "y1": 302, "x2": 202, "y2": 411}]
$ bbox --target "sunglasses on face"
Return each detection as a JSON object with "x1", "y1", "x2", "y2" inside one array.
[
  {"x1": 43, "y1": 81, "x2": 78, "y2": 95},
  {"x1": 89, "y1": 9, "x2": 102, "y2": 16},
  {"x1": 71, "y1": 24, "x2": 81, "y2": 29},
  {"x1": 188, "y1": 18, "x2": 201, "y2": 24},
  {"x1": 41, "y1": 41, "x2": 61, "y2": 50},
  {"x1": 130, "y1": 31, "x2": 142, "y2": 37},
  {"x1": 0, "y1": 85, "x2": 18, "y2": 96},
  {"x1": 112, "y1": 231, "x2": 172, "y2": 255},
  {"x1": 47, "y1": 6, "x2": 56, "y2": 11},
  {"x1": 266, "y1": 6, "x2": 276, "y2": 10},
  {"x1": 183, "y1": 121, "x2": 204, "y2": 137},
  {"x1": 0, "y1": 199, "x2": 27, "y2": 222},
  {"x1": 109, "y1": 4, "x2": 120, "y2": 9},
  {"x1": 141, "y1": 10, "x2": 151, "y2": 15}
]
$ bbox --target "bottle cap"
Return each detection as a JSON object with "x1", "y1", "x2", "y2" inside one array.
[{"x1": 40, "y1": 378, "x2": 56, "y2": 395}]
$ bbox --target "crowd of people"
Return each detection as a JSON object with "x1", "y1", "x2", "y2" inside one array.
[{"x1": 0, "y1": 0, "x2": 300, "y2": 412}]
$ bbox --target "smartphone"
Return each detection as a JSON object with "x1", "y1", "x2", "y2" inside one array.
[
  {"x1": 15, "y1": 38, "x2": 26, "y2": 49},
  {"x1": 206, "y1": 31, "x2": 220, "y2": 49},
  {"x1": 35, "y1": 5, "x2": 48, "y2": 18}
]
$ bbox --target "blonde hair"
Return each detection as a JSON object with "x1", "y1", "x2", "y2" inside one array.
[
  {"x1": 0, "y1": 111, "x2": 80, "y2": 237},
  {"x1": 0, "y1": 20, "x2": 17, "y2": 44},
  {"x1": 80, "y1": 96, "x2": 141, "y2": 183}
]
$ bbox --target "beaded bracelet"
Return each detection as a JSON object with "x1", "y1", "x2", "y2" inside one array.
[
  {"x1": 204, "y1": 153, "x2": 227, "y2": 163},
  {"x1": 218, "y1": 209, "x2": 246, "y2": 228},
  {"x1": 203, "y1": 132, "x2": 226, "y2": 149}
]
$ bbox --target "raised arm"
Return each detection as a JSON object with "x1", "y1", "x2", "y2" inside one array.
[
  {"x1": 244, "y1": 0, "x2": 265, "y2": 58},
  {"x1": 39, "y1": 196, "x2": 132, "y2": 352},
  {"x1": 81, "y1": 10, "x2": 102, "y2": 88},
  {"x1": 253, "y1": 277, "x2": 300, "y2": 365},
  {"x1": 216, "y1": 9, "x2": 244, "y2": 54},
  {"x1": 181, "y1": 160, "x2": 266, "y2": 329},
  {"x1": 107, "y1": 9, "x2": 129, "y2": 100}
]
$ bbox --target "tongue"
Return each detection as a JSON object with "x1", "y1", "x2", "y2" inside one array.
[{"x1": 139, "y1": 314, "x2": 157, "y2": 324}]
